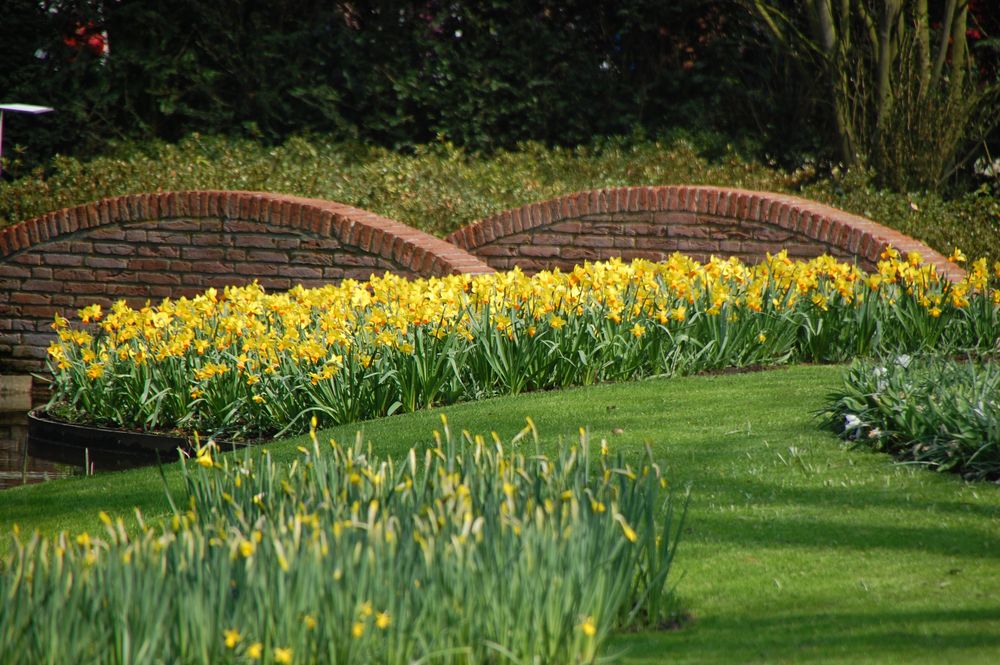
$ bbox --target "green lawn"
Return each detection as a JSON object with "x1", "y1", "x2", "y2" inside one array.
[{"x1": 4, "y1": 364, "x2": 1000, "y2": 664}]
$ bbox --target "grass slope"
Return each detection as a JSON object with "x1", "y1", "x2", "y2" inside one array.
[{"x1": 4, "y1": 364, "x2": 1000, "y2": 664}]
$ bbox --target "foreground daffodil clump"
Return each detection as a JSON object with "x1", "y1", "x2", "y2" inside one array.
[
  {"x1": 1, "y1": 420, "x2": 683, "y2": 664},
  {"x1": 45, "y1": 249, "x2": 999, "y2": 440}
]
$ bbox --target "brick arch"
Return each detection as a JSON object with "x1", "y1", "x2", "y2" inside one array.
[
  {"x1": 0, "y1": 191, "x2": 493, "y2": 373},
  {"x1": 447, "y1": 185, "x2": 965, "y2": 281}
]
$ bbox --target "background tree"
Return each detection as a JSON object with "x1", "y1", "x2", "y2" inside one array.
[{"x1": 750, "y1": 0, "x2": 999, "y2": 192}]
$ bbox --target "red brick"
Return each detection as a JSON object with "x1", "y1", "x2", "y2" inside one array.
[
  {"x1": 143, "y1": 272, "x2": 183, "y2": 285},
  {"x1": 84, "y1": 257, "x2": 128, "y2": 270},
  {"x1": 183, "y1": 247, "x2": 226, "y2": 261},
  {"x1": 93, "y1": 243, "x2": 134, "y2": 256},
  {"x1": 548, "y1": 221, "x2": 583, "y2": 234},
  {"x1": 785, "y1": 243, "x2": 825, "y2": 258},
  {"x1": 388, "y1": 237, "x2": 407, "y2": 264},
  {"x1": 634, "y1": 236, "x2": 677, "y2": 251},
  {"x1": 129, "y1": 258, "x2": 170, "y2": 271},
  {"x1": 257, "y1": 277, "x2": 292, "y2": 291},
  {"x1": 749, "y1": 226, "x2": 794, "y2": 243},
  {"x1": 230, "y1": 233, "x2": 276, "y2": 250},
  {"x1": 107, "y1": 284, "x2": 150, "y2": 297},
  {"x1": 677, "y1": 239, "x2": 721, "y2": 252},
  {"x1": 13, "y1": 253, "x2": 42, "y2": 266},
  {"x1": 473, "y1": 245, "x2": 530, "y2": 257},
  {"x1": 236, "y1": 263, "x2": 280, "y2": 277},
  {"x1": 51, "y1": 266, "x2": 94, "y2": 280},
  {"x1": 0, "y1": 264, "x2": 31, "y2": 279},
  {"x1": 845, "y1": 228, "x2": 861, "y2": 253},
  {"x1": 11, "y1": 292, "x2": 51, "y2": 304},
  {"x1": 560, "y1": 247, "x2": 599, "y2": 261},
  {"x1": 278, "y1": 265, "x2": 323, "y2": 279},
  {"x1": 574, "y1": 235, "x2": 615, "y2": 248},
  {"x1": 16, "y1": 225, "x2": 30, "y2": 249},
  {"x1": 652, "y1": 211, "x2": 697, "y2": 226},
  {"x1": 146, "y1": 231, "x2": 192, "y2": 245},
  {"x1": 290, "y1": 252, "x2": 334, "y2": 266}
]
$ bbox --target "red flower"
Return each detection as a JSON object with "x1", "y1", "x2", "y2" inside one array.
[{"x1": 85, "y1": 33, "x2": 106, "y2": 55}]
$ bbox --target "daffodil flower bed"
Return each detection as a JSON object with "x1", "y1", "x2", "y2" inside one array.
[
  {"x1": 822, "y1": 354, "x2": 1000, "y2": 480},
  {"x1": 0, "y1": 420, "x2": 684, "y2": 664},
  {"x1": 46, "y1": 249, "x2": 1000, "y2": 440}
]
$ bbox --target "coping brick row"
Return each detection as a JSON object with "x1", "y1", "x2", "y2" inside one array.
[
  {"x1": 1, "y1": 187, "x2": 966, "y2": 282},
  {"x1": 446, "y1": 186, "x2": 966, "y2": 283},
  {"x1": 0, "y1": 191, "x2": 495, "y2": 277}
]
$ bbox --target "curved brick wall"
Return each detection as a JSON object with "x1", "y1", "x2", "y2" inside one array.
[
  {"x1": 447, "y1": 186, "x2": 964, "y2": 281},
  {"x1": 0, "y1": 191, "x2": 492, "y2": 374}
]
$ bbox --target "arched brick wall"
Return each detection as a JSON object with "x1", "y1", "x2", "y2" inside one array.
[
  {"x1": 447, "y1": 186, "x2": 965, "y2": 281},
  {"x1": 0, "y1": 191, "x2": 492, "y2": 374}
]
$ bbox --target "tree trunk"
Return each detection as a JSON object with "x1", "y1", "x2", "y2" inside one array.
[
  {"x1": 914, "y1": 0, "x2": 931, "y2": 91},
  {"x1": 874, "y1": 1, "x2": 903, "y2": 143}
]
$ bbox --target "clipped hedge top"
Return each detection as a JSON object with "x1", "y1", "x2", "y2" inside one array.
[{"x1": 2, "y1": 135, "x2": 998, "y2": 261}]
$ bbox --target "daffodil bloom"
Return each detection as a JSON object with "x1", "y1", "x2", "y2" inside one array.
[
  {"x1": 274, "y1": 647, "x2": 293, "y2": 664},
  {"x1": 615, "y1": 514, "x2": 638, "y2": 543},
  {"x1": 580, "y1": 617, "x2": 597, "y2": 637},
  {"x1": 223, "y1": 629, "x2": 241, "y2": 649},
  {"x1": 246, "y1": 642, "x2": 263, "y2": 660},
  {"x1": 78, "y1": 303, "x2": 102, "y2": 323}
]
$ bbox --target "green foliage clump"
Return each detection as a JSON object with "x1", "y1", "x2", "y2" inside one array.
[
  {"x1": 0, "y1": 422, "x2": 684, "y2": 664},
  {"x1": 822, "y1": 354, "x2": 1000, "y2": 480},
  {"x1": 2, "y1": 133, "x2": 999, "y2": 261}
]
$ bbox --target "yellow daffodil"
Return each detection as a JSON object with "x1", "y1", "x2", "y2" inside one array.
[{"x1": 223, "y1": 629, "x2": 241, "y2": 649}]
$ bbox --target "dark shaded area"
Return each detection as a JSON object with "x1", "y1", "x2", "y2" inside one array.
[
  {"x1": 0, "y1": 391, "x2": 76, "y2": 489},
  {"x1": 617, "y1": 607, "x2": 1000, "y2": 663},
  {"x1": 0, "y1": 1, "x2": 766, "y2": 171}
]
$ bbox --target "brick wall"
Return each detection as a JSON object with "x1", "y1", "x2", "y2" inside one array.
[
  {"x1": 447, "y1": 186, "x2": 964, "y2": 281},
  {"x1": 0, "y1": 191, "x2": 492, "y2": 374}
]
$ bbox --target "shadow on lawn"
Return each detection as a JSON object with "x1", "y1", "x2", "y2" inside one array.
[
  {"x1": 683, "y1": 473, "x2": 1000, "y2": 558},
  {"x1": 616, "y1": 607, "x2": 1000, "y2": 663},
  {"x1": 690, "y1": 511, "x2": 1000, "y2": 558},
  {"x1": 723, "y1": 474, "x2": 1000, "y2": 520}
]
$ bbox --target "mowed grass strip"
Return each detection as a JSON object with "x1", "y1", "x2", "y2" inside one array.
[{"x1": 4, "y1": 364, "x2": 1000, "y2": 664}]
